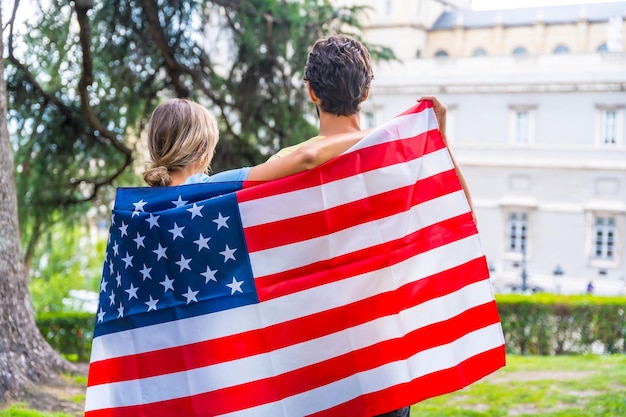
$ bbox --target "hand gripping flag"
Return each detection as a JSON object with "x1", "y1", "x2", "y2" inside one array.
[{"x1": 85, "y1": 101, "x2": 505, "y2": 417}]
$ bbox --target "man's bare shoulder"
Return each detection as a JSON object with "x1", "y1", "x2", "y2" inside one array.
[{"x1": 267, "y1": 135, "x2": 325, "y2": 161}]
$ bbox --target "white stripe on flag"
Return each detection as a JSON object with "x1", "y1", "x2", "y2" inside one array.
[{"x1": 346, "y1": 107, "x2": 439, "y2": 153}]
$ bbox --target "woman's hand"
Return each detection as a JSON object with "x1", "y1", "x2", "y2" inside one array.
[{"x1": 417, "y1": 96, "x2": 448, "y2": 141}]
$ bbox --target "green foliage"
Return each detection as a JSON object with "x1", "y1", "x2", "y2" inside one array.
[
  {"x1": 28, "y1": 224, "x2": 104, "y2": 314},
  {"x1": 0, "y1": 406, "x2": 73, "y2": 417},
  {"x1": 496, "y1": 294, "x2": 626, "y2": 355},
  {"x1": 36, "y1": 312, "x2": 95, "y2": 363},
  {"x1": 6, "y1": 0, "x2": 394, "y2": 269}
]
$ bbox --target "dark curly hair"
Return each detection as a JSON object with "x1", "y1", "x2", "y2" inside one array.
[{"x1": 304, "y1": 34, "x2": 374, "y2": 116}]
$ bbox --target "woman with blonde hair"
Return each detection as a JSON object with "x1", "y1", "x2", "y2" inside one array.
[{"x1": 143, "y1": 98, "x2": 368, "y2": 187}]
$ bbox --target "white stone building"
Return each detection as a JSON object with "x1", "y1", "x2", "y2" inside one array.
[{"x1": 352, "y1": 0, "x2": 626, "y2": 294}]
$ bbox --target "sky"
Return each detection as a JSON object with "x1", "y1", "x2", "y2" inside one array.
[
  {"x1": 4, "y1": 1, "x2": 626, "y2": 20},
  {"x1": 472, "y1": 0, "x2": 625, "y2": 9}
]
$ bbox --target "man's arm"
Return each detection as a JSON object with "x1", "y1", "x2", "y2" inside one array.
[{"x1": 247, "y1": 129, "x2": 372, "y2": 181}]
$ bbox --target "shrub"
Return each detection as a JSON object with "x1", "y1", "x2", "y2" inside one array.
[
  {"x1": 36, "y1": 312, "x2": 95, "y2": 362},
  {"x1": 496, "y1": 294, "x2": 626, "y2": 355}
]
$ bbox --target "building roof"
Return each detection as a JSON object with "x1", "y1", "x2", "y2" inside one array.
[{"x1": 432, "y1": 2, "x2": 626, "y2": 29}]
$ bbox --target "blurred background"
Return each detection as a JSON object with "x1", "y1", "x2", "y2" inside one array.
[{"x1": 348, "y1": 0, "x2": 626, "y2": 296}]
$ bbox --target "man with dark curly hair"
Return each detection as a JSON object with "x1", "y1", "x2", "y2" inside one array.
[
  {"x1": 270, "y1": 34, "x2": 373, "y2": 158},
  {"x1": 270, "y1": 34, "x2": 473, "y2": 417}
]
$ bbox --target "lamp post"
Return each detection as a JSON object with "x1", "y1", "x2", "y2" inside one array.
[
  {"x1": 520, "y1": 243, "x2": 528, "y2": 293},
  {"x1": 553, "y1": 265, "x2": 564, "y2": 294}
]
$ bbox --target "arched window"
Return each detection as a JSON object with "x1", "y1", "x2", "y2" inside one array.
[
  {"x1": 512, "y1": 46, "x2": 528, "y2": 55},
  {"x1": 553, "y1": 44, "x2": 570, "y2": 54},
  {"x1": 597, "y1": 43, "x2": 609, "y2": 53},
  {"x1": 434, "y1": 50, "x2": 449, "y2": 58},
  {"x1": 472, "y1": 48, "x2": 488, "y2": 57}
]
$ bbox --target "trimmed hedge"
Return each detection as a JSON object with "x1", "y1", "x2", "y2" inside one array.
[
  {"x1": 35, "y1": 295, "x2": 626, "y2": 360},
  {"x1": 36, "y1": 311, "x2": 95, "y2": 362},
  {"x1": 496, "y1": 294, "x2": 626, "y2": 355}
]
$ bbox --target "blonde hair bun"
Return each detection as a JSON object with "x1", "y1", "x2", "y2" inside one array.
[{"x1": 143, "y1": 166, "x2": 172, "y2": 187}]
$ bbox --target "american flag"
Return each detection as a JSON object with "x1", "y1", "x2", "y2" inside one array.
[{"x1": 85, "y1": 102, "x2": 505, "y2": 417}]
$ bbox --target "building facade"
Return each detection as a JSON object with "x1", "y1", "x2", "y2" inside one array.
[{"x1": 353, "y1": 1, "x2": 626, "y2": 294}]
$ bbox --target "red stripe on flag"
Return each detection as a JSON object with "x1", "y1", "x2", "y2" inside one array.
[
  {"x1": 398, "y1": 99, "x2": 433, "y2": 117},
  {"x1": 309, "y1": 345, "x2": 506, "y2": 417},
  {"x1": 237, "y1": 129, "x2": 445, "y2": 203},
  {"x1": 243, "y1": 169, "x2": 461, "y2": 252},
  {"x1": 85, "y1": 301, "x2": 500, "y2": 417},
  {"x1": 87, "y1": 255, "x2": 487, "y2": 387},
  {"x1": 255, "y1": 212, "x2": 477, "y2": 301}
]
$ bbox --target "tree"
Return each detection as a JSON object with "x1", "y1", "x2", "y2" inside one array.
[
  {"x1": 1, "y1": 0, "x2": 393, "y2": 399},
  {"x1": 0, "y1": 5, "x2": 75, "y2": 402},
  {"x1": 6, "y1": 0, "x2": 392, "y2": 270}
]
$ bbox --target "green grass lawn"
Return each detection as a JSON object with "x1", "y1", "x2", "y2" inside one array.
[
  {"x1": 2, "y1": 355, "x2": 625, "y2": 416},
  {"x1": 411, "y1": 354, "x2": 626, "y2": 417}
]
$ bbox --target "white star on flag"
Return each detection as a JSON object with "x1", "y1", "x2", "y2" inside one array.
[
  {"x1": 100, "y1": 279, "x2": 108, "y2": 293},
  {"x1": 172, "y1": 195, "x2": 188, "y2": 208},
  {"x1": 97, "y1": 308, "x2": 105, "y2": 323},
  {"x1": 182, "y1": 287, "x2": 199, "y2": 304},
  {"x1": 125, "y1": 283, "x2": 139, "y2": 300},
  {"x1": 153, "y1": 243, "x2": 168, "y2": 260},
  {"x1": 194, "y1": 234, "x2": 211, "y2": 251},
  {"x1": 133, "y1": 232, "x2": 146, "y2": 249},
  {"x1": 145, "y1": 296, "x2": 159, "y2": 312},
  {"x1": 112, "y1": 241, "x2": 119, "y2": 256},
  {"x1": 220, "y1": 245, "x2": 237, "y2": 262},
  {"x1": 213, "y1": 212, "x2": 230, "y2": 230},
  {"x1": 201, "y1": 266, "x2": 218, "y2": 283},
  {"x1": 117, "y1": 303, "x2": 124, "y2": 318},
  {"x1": 187, "y1": 203, "x2": 204, "y2": 219},
  {"x1": 132, "y1": 199, "x2": 148, "y2": 216},
  {"x1": 121, "y1": 252, "x2": 134, "y2": 269},
  {"x1": 146, "y1": 213, "x2": 160, "y2": 229},
  {"x1": 169, "y1": 223, "x2": 185, "y2": 240},
  {"x1": 139, "y1": 264, "x2": 153, "y2": 280},
  {"x1": 109, "y1": 292, "x2": 115, "y2": 306},
  {"x1": 115, "y1": 273, "x2": 122, "y2": 287},
  {"x1": 118, "y1": 221, "x2": 129, "y2": 237},
  {"x1": 176, "y1": 254, "x2": 192, "y2": 272},
  {"x1": 226, "y1": 277, "x2": 244, "y2": 295},
  {"x1": 133, "y1": 199, "x2": 147, "y2": 210},
  {"x1": 160, "y1": 275, "x2": 175, "y2": 293}
]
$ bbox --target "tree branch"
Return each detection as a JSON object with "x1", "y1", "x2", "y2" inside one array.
[{"x1": 141, "y1": 0, "x2": 190, "y2": 97}]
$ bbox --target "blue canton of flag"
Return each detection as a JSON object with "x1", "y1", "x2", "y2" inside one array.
[{"x1": 96, "y1": 182, "x2": 258, "y2": 337}]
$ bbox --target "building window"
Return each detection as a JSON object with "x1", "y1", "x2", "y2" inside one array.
[
  {"x1": 553, "y1": 44, "x2": 570, "y2": 54},
  {"x1": 385, "y1": 0, "x2": 393, "y2": 15},
  {"x1": 507, "y1": 212, "x2": 528, "y2": 253},
  {"x1": 434, "y1": 50, "x2": 449, "y2": 58},
  {"x1": 597, "y1": 43, "x2": 609, "y2": 52},
  {"x1": 509, "y1": 106, "x2": 535, "y2": 145},
  {"x1": 596, "y1": 106, "x2": 623, "y2": 146},
  {"x1": 514, "y1": 111, "x2": 530, "y2": 144},
  {"x1": 592, "y1": 216, "x2": 616, "y2": 260},
  {"x1": 472, "y1": 48, "x2": 487, "y2": 57},
  {"x1": 602, "y1": 109, "x2": 617, "y2": 145},
  {"x1": 512, "y1": 46, "x2": 528, "y2": 55}
]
